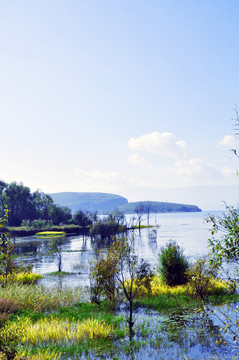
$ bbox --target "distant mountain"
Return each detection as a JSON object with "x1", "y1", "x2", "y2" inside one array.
[
  {"x1": 49, "y1": 192, "x2": 128, "y2": 214},
  {"x1": 118, "y1": 201, "x2": 201, "y2": 213},
  {"x1": 123, "y1": 185, "x2": 239, "y2": 211}
]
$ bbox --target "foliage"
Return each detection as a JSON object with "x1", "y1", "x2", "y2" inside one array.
[
  {"x1": 207, "y1": 203, "x2": 239, "y2": 345},
  {"x1": 0, "y1": 208, "x2": 33, "y2": 287},
  {"x1": 0, "y1": 325, "x2": 22, "y2": 360},
  {"x1": 207, "y1": 205, "x2": 239, "y2": 286},
  {"x1": 0, "y1": 272, "x2": 43, "y2": 285},
  {"x1": 48, "y1": 238, "x2": 64, "y2": 272},
  {"x1": 186, "y1": 258, "x2": 221, "y2": 300},
  {"x1": 0, "y1": 208, "x2": 16, "y2": 287},
  {"x1": 0, "y1": 181, "x2": 72, "y2": 226},
  {"x1": 21, "y1": 219, "x2": 53, "y2": 229},
  {"x1": 7, "y1": 316, "x2": 114, "y2": 345},
  {"x1": 0, "y1": 298, "x2": 19, "y2": 314},
  {"x1": 90, "y1": 218, "x2": 126, "y2": 240},
  {"x1": 0, "y1": 284, "x2": 84, "y2": 312},
  {"x1": 90, "y1": 245, "x2": 120, "y2": 306},
  {"x1": 134, "y1": 203, "x2": 147, "y2": 230},
  {"x1": 108, "y1": 209, "x2": 125, "y2": 225},
  {"x1": 158, "y1": 241, "x2": 189, "y2": 286},
  {"x1": 73, "y1": 210, "x2": 93, "y2": 228},
  {"x1": 90, "y1": 236, "x2": 153, "y2": 336}
]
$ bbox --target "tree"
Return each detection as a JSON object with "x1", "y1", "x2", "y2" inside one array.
[
  {"x1": 90, "y1": 218, "x2": 126, "y2": 241},
  {"x1": 207, "y1": 204, "x2": 239, "y2": 287},
  {"x1": 90, "y1": 236, "x2": 153, "y2": 337},
  {"x1": 73, "y1": 210, "x2": 93, "y2": 236},
  {"x1": 3, "y1": 182, "x2": 35, "y2": 226},
  {"x1": 134, "y1": 203, "x2": 147, "y2": 230},
  {"x1": 108, "y1": 209, "x2": 125, "y2": 225},
  {"x1": 48, "y1": 237, "x2": 64, "y2": 273},
  {"x1": 144, "y1": 203, "x2": 152, "y2": 226}
]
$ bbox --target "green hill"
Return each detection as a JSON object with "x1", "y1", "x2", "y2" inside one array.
[
  {"x1": 49, "y1": 192, "x2": 128, "y2": 213},
  {"x1": 50, "y1": 193, "x2": 201, "y2": 214},
  {"x1": 118, "y1": 201, "x2": 201, "y2": 214}
]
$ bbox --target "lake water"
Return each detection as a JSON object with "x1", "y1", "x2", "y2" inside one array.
[
  {"x1": 13, "y1": 210, "x2": 239, "y2": 359},
  {"x1": 14, "y1": 211, "x2": 221, "y2": 288}
]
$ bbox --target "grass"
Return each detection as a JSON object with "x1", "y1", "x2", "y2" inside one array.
[
  {"x1": 0, "y1": 287, "x2": 125, "y2": 360},
  {"x1": 0, "y1": 272, "x2": 43, "y2": 285},
  {"x1": 35, "y1": 231, "x2": 66, "y2": 237},
  {"x1": 0, "y1": 275, "x2": 237, "y2": 360},
  {"x1": 7, "y1": 316, "x2": 114, "y2": 344},
  {"x1": 0, "y1": 283, "x2": 84, "y2": 312}
]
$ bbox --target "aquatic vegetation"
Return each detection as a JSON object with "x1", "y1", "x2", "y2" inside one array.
[
  {"x1": 7, "y1": 317, "x2": 114, "y2": 344},
  {"x1": 133, "y1": 275, "x2": 230, "y2": 298},
  {"x1": 35, "y1": 231, "x2": 66, "y2": 237},
  {"x1": 0, "y1": 272, "x2": 43, "y2": 285},
  {"x1": 17, "y1": 348, "x2": 61, "y2": 360},
  {"x1": 0, "y1": 284, "x2": 84, "y2": 312}
]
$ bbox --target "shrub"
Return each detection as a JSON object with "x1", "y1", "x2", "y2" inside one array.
[
  {"x1": 90, "y1": 219, "x2": 126, "y2": 240},
  {"x1": 158, "y1": 241, "x2": 189, "y2": 286},
  {"x1": 0, "y1": 298, "x2": 19, "y2": 314},
  {"x1": 186, "y1": 257, "x2": 227, "y2": 300}
]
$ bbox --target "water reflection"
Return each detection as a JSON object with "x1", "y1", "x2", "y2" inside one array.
[{"x1": 12, "y1": 212, "x2": 215, "y2": 287}]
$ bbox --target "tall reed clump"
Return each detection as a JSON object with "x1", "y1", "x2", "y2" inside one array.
[
  {"x1": 17, "y1": 348, "x2": 61, "y2": 360},
  {"x1": 0, "y1": 284, "x2": 83, "y2": 312},
  {"x1": 7, "y1": 317, "x2": 114, "y2": 345},
  {"x1": 0, "y1": 272, "x2": 43, "y2": 286}
]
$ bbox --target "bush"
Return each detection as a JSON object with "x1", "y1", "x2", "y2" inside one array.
[
  {"x1": 186, "y1": 258, "x2": 218, "y2": 300},
  {"x1": 158, "y1": 241, "x2": 189, "y2": 286},
  {"x1": 90, "y1": 219, "x2": 126, "y2": 240},
  {"x1": 0, "y1": 298, "x2": 19, "y2": 314}
]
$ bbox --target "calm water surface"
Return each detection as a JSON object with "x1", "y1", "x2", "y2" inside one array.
[
  {"x1": 13, "y1": 210, "x2": 239, "y2": 359},
  {"x1": 14, "y1": 211, "x2": 221, "y2": 288}
]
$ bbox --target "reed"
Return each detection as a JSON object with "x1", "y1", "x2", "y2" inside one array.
[
  {"x1": 0, "y1": 272, "x2": 43, "y2": 285},
  {"x1": 131, "y1": 275, "x2": 230, "y2": 298},
  {"x1": 17, "y1": 348, "x2": 61, "y2": 360},
  {"x1": 0, "y1": 284, "x2": 83, "y2": 312},
  {"x1": 7, "y1": 317, "x2": 114, "y2": 345}
]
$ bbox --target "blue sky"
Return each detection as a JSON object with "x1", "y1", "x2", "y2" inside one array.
[{"x1": 1, "y1": 1, "x2": 239, "y2": 209}]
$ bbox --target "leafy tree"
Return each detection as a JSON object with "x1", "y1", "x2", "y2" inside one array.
[
  {"x1": 158, "y1": 241, "x2": 189, "y2": 286},
  {"x1": 3, "y1": 182, "x2": 35, "y2": 226},
  {"x1": 73, "y1": 210, "x2": 93, "y2": 236},
  {"x1": 90, "y1": 218, "x2": 126, "y2": 240},
  {"x1": 49, "y1": 205, "x2": 72, "y2": 225},
  {"x1": 90, "y1": 236, "x2": 153, "y2": 337},
  {"x1": 0, "y1": 181, "x2": 73, "y2": 226},
  {"x1": 207, "y1": 205, "x2": 239, "y2": 284}
]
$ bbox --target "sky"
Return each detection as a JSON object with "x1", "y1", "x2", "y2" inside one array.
[{"x1": 1, "y1": 0, "x2": 239, "y2": 210}]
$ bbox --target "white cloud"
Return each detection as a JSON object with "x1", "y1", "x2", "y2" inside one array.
[
  {"x1": 128, "y1": 131, "x2": 187, "y2": 157},
  {"x1": 219, "y1": 135, "x2": 239, "y2": 149},
  {"x1": 126, "y1": 153, "x2": 150, "y2": 166}
]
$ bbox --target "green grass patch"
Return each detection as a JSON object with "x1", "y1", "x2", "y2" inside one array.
[
  {"x1": 35, "y1": 231, "x2": 66, "y2": 237},
  {"x1": 47, "y1": 271, "x2": 73, "y2": 276},
  {"x1": 131, "y1": 225, "x2": 154, "y2": 229}
]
